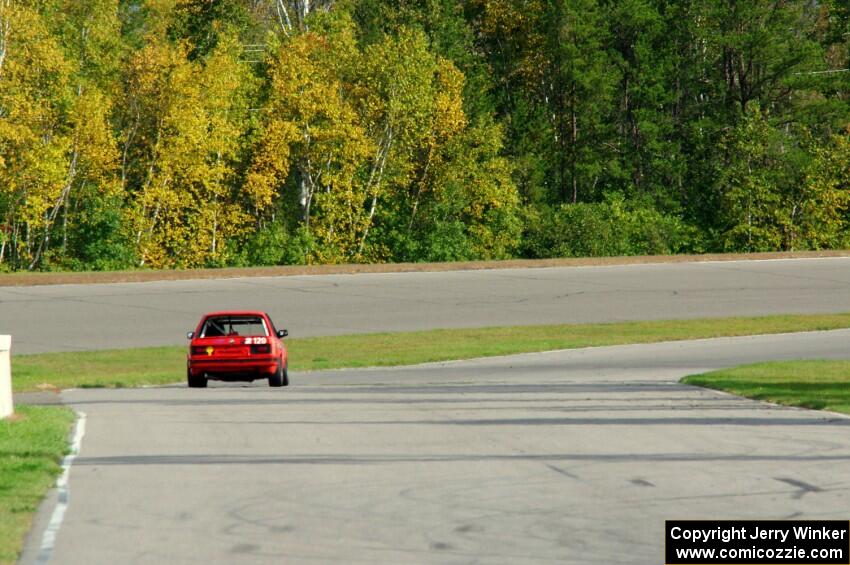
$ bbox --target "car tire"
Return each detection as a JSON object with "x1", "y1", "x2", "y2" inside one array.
[
  {"x1": 187, "y1": 368, "x2": 207, "y2": 388},
  {"x1": 281, "y1": 363, "x2": 290, "y2": 387},
  {"x1": 269, "y1": 360, "x2": 284, "y2": 387}
]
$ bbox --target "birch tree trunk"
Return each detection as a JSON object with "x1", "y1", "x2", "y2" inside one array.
[
  {"x1": 29, "y1": 148, "x2": 78, "y2": 270},
  {"x1": 296, "y1": 0, "x2": 309, "y2": 29},
  {"x1": 357, "y1": 128, "x2": 393, "y2": 255},
  {"x1": 571, "y1": 105, "x2": 578, "y2": 204},
  {"x1": 408, "y1": 144, "x2": 434, "y2": 232},
  {"x1": 300, "y1": 176, "x2": 311, "y2": 226},
  {"x1": 276, "y1": 0, "x2": 335, "y2": 33},
  {"x1": 299, "y1": 124, "x2": 317, "y2": 229},
  {"x1": 275, "y1": 0, "x2": 293, "y2": 35},
  {"x1": 0, "y1": 0, "x2": 10, "y2": 77}
]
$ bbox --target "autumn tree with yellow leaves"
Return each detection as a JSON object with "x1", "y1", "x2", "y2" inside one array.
[
  {"x1": 250, "y1": 13, "x2": 520, "y2": 263},
  {"x1": 121, "y1": 32, "x2": 254, "y2": 268},
  {"x1": 0, "y1": 2, "x2": 74, "y2": 267}
]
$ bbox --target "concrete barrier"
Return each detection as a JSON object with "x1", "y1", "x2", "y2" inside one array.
[{"x1": 0, "y1": 335, "x2": 11, "y2": 419}]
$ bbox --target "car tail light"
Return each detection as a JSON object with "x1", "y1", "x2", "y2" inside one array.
[
  {"x1": 251, "y1": 344, "x2": 271, "y2": 354},
  {"x1": 191, "y1": 346, "x2": 208, "y2": 356}
]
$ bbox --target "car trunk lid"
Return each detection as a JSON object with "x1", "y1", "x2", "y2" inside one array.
[{"x1": 192, "y1": 337, "x2": 250, "y2": 357}]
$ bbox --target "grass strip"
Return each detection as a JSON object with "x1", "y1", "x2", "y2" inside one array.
[
  {"x1": 11, "y1": 312, "x2": 850, "y2": 392},
  {"x1": 683, "y1": 360, "x2": 850, "y2": 415},
  {"x1": 0, "y1": 406, "x2": 74, "y2": 565}
]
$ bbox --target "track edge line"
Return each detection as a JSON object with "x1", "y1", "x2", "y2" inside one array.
[{"x1": 35, "y1": 410, "x2": 86, "y2": 564}]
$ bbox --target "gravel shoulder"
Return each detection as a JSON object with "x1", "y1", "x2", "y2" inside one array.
[{"x1": 2, "y1": 250, "x2": 850, "y2": 287}]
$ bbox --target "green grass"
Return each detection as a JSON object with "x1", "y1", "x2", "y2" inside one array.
[
  {"x1": 0, "y1": 406, "x2": 74, "y2": 565},
  {"x1": 683, "y1": 360, "x2": 850, "y2": 414},
  {"x1": 11, "y1": 312, "x2": 850, "y2": 392}
]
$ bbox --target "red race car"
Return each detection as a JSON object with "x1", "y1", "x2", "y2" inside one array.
[{"x1": 186, "y1": 311, "x2": 289, "y2": 388}]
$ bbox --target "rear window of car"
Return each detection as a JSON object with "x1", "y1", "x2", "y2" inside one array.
[{"x1": 200, "y1": 316, "x2": 268, "y2": 338}]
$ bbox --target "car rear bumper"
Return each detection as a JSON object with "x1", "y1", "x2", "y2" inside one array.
[{"x1": 188, "y1": 357, "x2": 278, "y2": 377}]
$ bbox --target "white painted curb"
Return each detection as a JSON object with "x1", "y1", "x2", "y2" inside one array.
[
  {"x1": 0, "y1": 335, "x2": 11, "y2": 419},
  {"x1": 37, "y1": 411, "x2": 86, "y2": 563}
]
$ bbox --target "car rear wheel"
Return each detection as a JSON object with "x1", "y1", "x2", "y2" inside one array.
[
  {"x1": 269, "y1": 360, "x2": 288, "y2": 387},
  {"x1": 187, "y1": 368, "x2": 208, "y2": 388}
]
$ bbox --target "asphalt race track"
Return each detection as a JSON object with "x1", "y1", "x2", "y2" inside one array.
[
  {"x1": 2, "y1": 257, "x2": 850, "y2": 354},
  {"x1": 10, "y1": 258, "x2": 850, "y2": 563},
  {"x1": 19, "y1": 330, "x2": 850, "y2": 564}
]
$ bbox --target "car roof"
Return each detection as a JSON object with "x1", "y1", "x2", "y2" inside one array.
[{"x1": 201, "y1": 311, "x2": 268, "y2": 318}]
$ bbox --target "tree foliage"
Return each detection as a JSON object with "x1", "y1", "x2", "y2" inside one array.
[{"x1": 0, "y1": 0, "x2": 848, "y2": 271}]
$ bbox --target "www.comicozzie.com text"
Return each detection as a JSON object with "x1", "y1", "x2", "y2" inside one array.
[{"x1": 670, "y1": 525, "x2": 848, "y2": 545}]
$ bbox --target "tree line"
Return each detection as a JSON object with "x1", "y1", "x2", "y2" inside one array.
[{"x1": 0, "y1": 0, "x2": 848, "y2": 271}]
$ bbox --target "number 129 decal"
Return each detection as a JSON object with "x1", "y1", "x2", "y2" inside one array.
[{"x1": 244, "y1": 337, "x2": 268, "y2": 345}]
